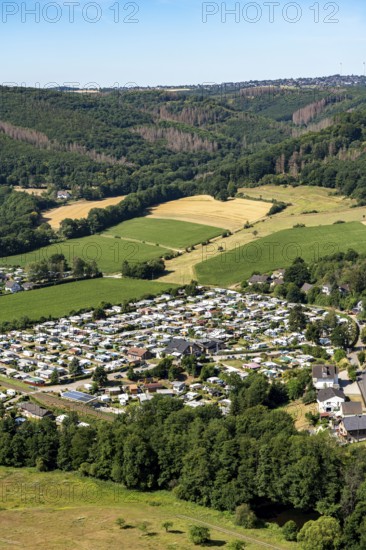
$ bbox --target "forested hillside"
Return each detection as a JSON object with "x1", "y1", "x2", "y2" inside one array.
[
  {"x1": 2, "y1": 83, "x2": 366, "y2": 255},
  {"x1": 223, "y1": 108, "x2": 366, "y2": 201},
  {"x1": 1, "y1": 84, "x2": 366, "y2": 200}
]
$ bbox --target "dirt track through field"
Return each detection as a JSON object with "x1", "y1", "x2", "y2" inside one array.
[{"x1": 176, "y1": 515, "x2": 285, "y2": 549}]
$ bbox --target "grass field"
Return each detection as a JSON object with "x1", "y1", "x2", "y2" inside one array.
[
  {"x1": 0, "y1": 278, "x2": 174, "y2": 323},
  {"x1": 147, "y1": 195, "x2": 269, "y2": 231},
  {"x1": 0, "y1": 234, "x2": 164, "y2": 274},
  {"x1": 0, "y1": 467, "x2": 296, "y2": 550},
  {"x1": 284, "y1": 401, "x2": 319, "y2": 431},
  {"x1": 104, "y1": 217, "x2": 224, "y2": 248},
  {"x1": 239, "y1": 185, "x2": 356, "y2": 215},
  {"x1": 42, "y1": 195, "x2": 126, "y2": 229},
  {"x1": 195, "y1": 221, "x2": 366, "y2": 286}
]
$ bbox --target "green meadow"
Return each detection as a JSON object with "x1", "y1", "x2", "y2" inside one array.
[
  {"x1": 0, "y1": 219, "x2": 224, "y2": 274},
  {"x1": 104, "y1": 217, "x2": 224, "y2": 248},
  {"x1": 0, "y1": 467, "x2": 296, "y2": 550},
  {"x1": 0, "y1": 278, "x2": 175, "y2": 323},
  {"x1": 0, "y1": 234, "x2": 163, "y2": 274},
  {"x1": 195, "y1": 221, "x2": 366, "y2": 286}
]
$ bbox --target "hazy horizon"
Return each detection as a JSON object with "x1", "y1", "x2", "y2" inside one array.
[{"x1": 1, "y1": 0, "x2": 366, "y2": 87}]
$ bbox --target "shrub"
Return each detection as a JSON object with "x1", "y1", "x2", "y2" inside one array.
[
  {"x1": 235, "y1": 504, "x2": 257, "y2": 529},
  {"x1": 282, "y1": 520, "x2": 298, "y2": 541},
  {"x1": 189, "y1": 525, "x2": 211, "y2": 545},
  {"x1": 267, "y1": 201, "x2": 287, "y2": 216}
]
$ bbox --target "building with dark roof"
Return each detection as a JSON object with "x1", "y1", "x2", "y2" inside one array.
[
  {"x1": 312, "y1": 365, "x2": 338, "y2": 389},
  {"x1": 164, "y1": 338, "x2": 201, "y2": 357},
  {"x1": 19, "y1": 402, "x2": 53, "y2": 420},
  {"x1": 317, "y1": 387, "x2": 345, "y2": 413},
  {"x1": 339, "y1": 415, "x2": 366, "y2": 442},
  {"x1": 340, "y1": 401, "x2": 363, "y2": 417},
  {"x1": 248, "y1": 275, "x2": 271, "y2": 286}
]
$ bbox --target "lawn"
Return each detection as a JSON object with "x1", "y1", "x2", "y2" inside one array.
[
  {"x1": 104, "y1": 217, "x2": 224, "y2": 249},
  {"x1": 0, "y1": 278, "x2": 175, "y2": 323},
  {"x1": 195, "y1": 221, "x2": 366, "y2": 286},
  {"x1": 0, "y1": 467, "x2": 297, "y2": 550},
  {"x1": 0, "y1": 234, "x2": 163, "y2": 274}
]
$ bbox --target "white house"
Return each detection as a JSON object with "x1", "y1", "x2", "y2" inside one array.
[
  {"x1": 57, "y1": 190, "x2": 72, "y2": 200},
  {"x1": 317, "y1": 387, "x2": 345, "y2": 413},
  {"x1": 312, "y1": 365, "x2": 338, "y2": 390}
]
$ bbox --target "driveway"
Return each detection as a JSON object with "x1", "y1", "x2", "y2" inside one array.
[{"x1": 339, "y1": 369, "x2": 363, "y2": 398}]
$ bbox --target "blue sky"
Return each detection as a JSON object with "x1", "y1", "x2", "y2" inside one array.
[{"x1": 1, "y1": 0, "x2": 366, "y2": 86}]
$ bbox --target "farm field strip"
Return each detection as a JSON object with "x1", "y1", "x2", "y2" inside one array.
[
  {"x1": 42, "y1": 195, "x2": 126, "y2": 228},
  {"x1": 160, "y1": 201, "x2": 366, "y2": 285},
  {"x1": 194, "y1": 221, "x2": 366, "y2": 286},
  {"x1": 147, "y1": 194, "x2": 270, "y2": 231},
  {"x1": 0, "y1": 234, "x2": 163, "y2": 274},
  {"x1": 0, "y1": 278, "x2": 175, "y2": 323},
  {"x1": 103, "y1": 217, "x2": 224, "y2": 249},
  {"x1": 239, "y1": 185, "x2": 356, "y2": 215},
  {"x1": 101, "y1": 233, "x2": 176, "y2": 251}
]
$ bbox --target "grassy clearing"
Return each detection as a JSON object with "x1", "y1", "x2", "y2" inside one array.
[
  {"x1": 284, "y1": 401, "x2": 319, "y2": 431},
  {"x1": 239, "y1": 185, "x2": 356, "y2": 215},
  {"x1": 221, "y1": 359, "x2": 244, "y2": 369},
  {"x1": 104, "y1": 217, "x2": 224, "y2": 249},
  {"x1": 0, "y1": 278, "x2": 174, "y2": 323},
  {"x1": 0, "y1": 467, "x2": 296, "y2": 550},
  {"x1": 42, "y1": 195, "x2": 126, "y2": 229},
  {"x1": 195, "y1": 221, "x2": 366, "y2": 286},
  {"x1": 147, "y1": 194, "x2": 269, "y2": 231},
  {"x1": 0, "y1": 235, "x2": 163, "y2": 274}
]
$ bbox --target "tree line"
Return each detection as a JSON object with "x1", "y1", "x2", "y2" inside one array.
[{"x1": 0, "y1": 380, "x2": 365, "y2": 548}]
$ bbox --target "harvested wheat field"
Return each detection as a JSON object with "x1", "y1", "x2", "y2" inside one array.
[
  {"x1": 43, "y1": 195, "x2": 126, "y2": 228},
  {"x1": 147, "y1": 195, "x2": 269, "y2": 231}
]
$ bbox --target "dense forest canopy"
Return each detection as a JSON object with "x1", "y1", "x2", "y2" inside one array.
[
  {"x1": 1, "y1": 383, "x2": 365, "y2": 548},
  {"x1": 2, "y1": 84, "x2": 366, "y2": 255},
  {"x1": 1, "y1": 85, "x2": 366, "y2": 198}
]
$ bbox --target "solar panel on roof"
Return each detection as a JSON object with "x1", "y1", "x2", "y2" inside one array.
[{"x1": 61, "y1": 391, "x2": 96, "y2": 403}]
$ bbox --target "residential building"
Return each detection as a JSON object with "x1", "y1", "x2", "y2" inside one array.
[{"x1": 312, "y1": 365, "x2": 339, "y2": 389}]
